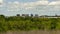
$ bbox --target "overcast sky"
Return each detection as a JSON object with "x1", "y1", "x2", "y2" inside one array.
[{"x1": 0, "y1": 0, "x2": 60, "y2": 16}]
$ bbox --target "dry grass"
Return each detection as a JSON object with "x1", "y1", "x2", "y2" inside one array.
[{"x1": 0, "y1": 30, "x2": 60, "y2": 34}]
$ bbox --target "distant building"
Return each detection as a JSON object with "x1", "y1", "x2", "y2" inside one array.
[
  {"x1": 40, "y1": 15, "x2": 60, "y2": 18},
  {"x1": 25, "y1": 14, "x2": 29, "y2": 17},
  {"x1": 16, "y1": 14, "x2": 60, "y2": 18},
  {"x1": 16, "y1": 14, "x2": 20, "y2": 16},
  {"x1": 22, "y1": 14, "x2": 25, "y2": 17},
  {"x1": 22, "y1": 14, "x2": 29, "y2": 17},
  {"x1": 40, "y1": 15, "x2": 48, "y2": 17},
  {"x1": 35, "y1": 14, "x2": 39, "y2": 17},
  {"x1": 31, "y1": 14, "x2": 33, "y2": 17},
  {"x1": 22, "y1": 14, "x2": 25, "y2": 16}
]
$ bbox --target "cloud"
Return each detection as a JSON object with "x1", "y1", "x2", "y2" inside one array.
[
  {"x1": 24, "y1": 1, "x2": 49, "y2": 6},
  {"x1": 7, "y1": 1, "x2": 60, "y2": 8},
  {"x1": 54, "y1": 0, "x2": 60, "y2": 1},
  {"x1": 0, "y1": 0, "x2": 3, "y2": 3},
  {"x1": 7, "y1": 0, "x2": 49, "y2": 11},
  {"x1": 48, "y1": 1, "x2": 60, "y2": 5},
  {"x1": 6, "y1": 0, "x2": 60, "y2": 13},
  {"x1": 39, "y1": 0, "x2": 48, "y2": 1},
  {"x1": 48, "y1": 1, "x2": 60, "y2": 11},
  {"x1": 2, "y1": 0, "x2": 60, "y2": 15},
  {"x1": 0, "y1": 0, "x2": 3, "y2": 7}
]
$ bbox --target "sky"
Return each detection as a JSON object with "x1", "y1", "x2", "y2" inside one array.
[{"x1": 0, "y1": 0, "x2": 60, "y2": 16}]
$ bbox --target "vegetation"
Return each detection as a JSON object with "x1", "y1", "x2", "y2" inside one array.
[{"x1": 0, "y1": 15, "x2": 60, "y2": 32}]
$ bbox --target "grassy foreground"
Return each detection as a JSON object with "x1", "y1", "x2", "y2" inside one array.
[{"x1": 0, "y1": 15, "x2": 60, "y2": 32}]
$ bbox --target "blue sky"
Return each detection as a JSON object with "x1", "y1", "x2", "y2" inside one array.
[
  {"x1": 0, "y1": 0, "x2": 60, "y2": 16},
  {"x1": 5, "y1": 0, "x2": 38, "y2": 2},
  {"x1": 5, "y1": 0, "x2": 56, "y2": 2}
]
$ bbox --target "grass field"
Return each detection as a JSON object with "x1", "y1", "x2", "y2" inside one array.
[
  {"x1": 0, "y1": 30, "x2": 60, "y2": 34},
  {"x1": 0, "y1": 15, "x2": 60, "y2": 34}
]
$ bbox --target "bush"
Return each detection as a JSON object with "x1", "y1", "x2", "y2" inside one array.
[{"x1": 0, "y1": 15, "x2": 60, "y2": 32}]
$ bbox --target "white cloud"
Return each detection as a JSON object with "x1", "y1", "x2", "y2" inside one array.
[
  {"x1": 2, "y1": 0, "x2": 60, "y2": 13},
  {"x1": 0, "y1": 0, "x2": 60, "y2": 16},
  {"x1": 48, "y1": 1, "x2": 60, "y2": 12},
  {"x1": 0, "y1": 0, "x2": 3, "y2": 3},
  {"x1": 13, "y1": 1, "x2": 19, "y2": 4},
  {"x1": 48, "y1": 1, "x2": 60, "y2": 5},
  {"x1": 54, "y1": 0, "x2": 60, "y2": 1},
  {"x1": 0, "y1": 0, "x2": 3, "y2": 7},
  {"x1": 24, "y1": 1, "x2": 49, "y2": 6},
  {"x1": 7, "y1": 0, "x2": 49, "y2": 11},
  {"x1": 39, "y1": 0, "x2": 48, "y2": 1}
]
